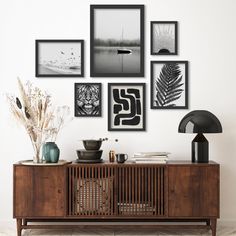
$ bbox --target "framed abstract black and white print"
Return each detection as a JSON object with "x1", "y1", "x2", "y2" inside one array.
[
  {"x1": 151, "y1": 21, "x2": 178, "y2": 55},
  {"x1": 108, "y1": 83, "x2": 146, "y2": 131},
  {"x1": 90, "y1": 5, "x2": 144, "y2": 77},
  {"x1": 74, "y1": 83, "x2": 102, "y2": 117},
  {"x1": 151, "y1": 61, "x2": 188, "y2": 109},
  {"x1": 36, "y1": 40, "x2": 84, "y2": 77}
]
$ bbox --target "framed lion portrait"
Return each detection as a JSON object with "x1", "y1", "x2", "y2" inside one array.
[{"x1": 74, "y1": 83, "x2": 102, "y2": 117}]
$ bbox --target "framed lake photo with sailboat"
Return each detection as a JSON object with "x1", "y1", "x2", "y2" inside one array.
[
  {"x1": 36, "y1": 40, "x2": 84, "y2": 77},
  {"x1": 90, "y1": 5, "x2": 144, "y2": 77}
]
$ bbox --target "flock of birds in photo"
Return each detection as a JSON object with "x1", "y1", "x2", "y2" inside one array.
[{"x1": 41, "y1": 48, "x2": 81, "y2": 71}]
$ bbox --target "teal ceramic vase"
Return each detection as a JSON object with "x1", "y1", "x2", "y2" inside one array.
[{"x1": 42, "y1": 142, "x2": 60, "y2": 163}]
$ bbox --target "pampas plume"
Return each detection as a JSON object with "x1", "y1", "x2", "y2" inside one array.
[{"x1": 7, "y1": 78, "x2": 71, "y2": 162}]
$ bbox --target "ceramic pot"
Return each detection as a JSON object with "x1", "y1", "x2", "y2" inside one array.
[
  {"x1": 43, "y1": 142, "x2": 60, "y2": 163},
  {"x1": 82, "y1": 140, "x2": 102, "y2": 150},
  {"x1": 76, "y1": 149, "x2": 103, "y2": 160}
]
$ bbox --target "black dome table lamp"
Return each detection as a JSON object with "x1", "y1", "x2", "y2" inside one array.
[{"x1": 178, "y1": 110, "x2": 222, "y2": 163}]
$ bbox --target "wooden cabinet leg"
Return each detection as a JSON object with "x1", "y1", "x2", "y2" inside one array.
[
  {"x1": 22, "y1": 218, "x2": 27, "y2": 226},
  {"x1": 206, "y1": 219, "x2": 210, "y2": 226},
  {"x1": 211, "y1": 218, "x2": 217, "y2": 236},
  {"x1": 16, "y1": 218, "x2": 22, "y2": 236}
]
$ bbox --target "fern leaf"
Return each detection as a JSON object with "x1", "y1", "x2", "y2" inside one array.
[{"x1": 154, "y1": 63, "x2": 184, "y2": 107}]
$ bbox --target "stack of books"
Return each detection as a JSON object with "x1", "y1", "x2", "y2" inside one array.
[{"x1": 132, "y1": 152, "x2": 170, "y2": 164}]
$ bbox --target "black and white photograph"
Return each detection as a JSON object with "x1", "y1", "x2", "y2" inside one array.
[
  {"x1": 108, "y1": 83, "x2": 146, "y2": 131},
  {"x1": 36, "y1": 40, "x2": 84, "y2": 77},
  {"x1": 151, "y1": 61, "x2": 188, "y2": 109},
  {"x1": 90, "y1": 5, "x2": 144, "y2": 77},
  {"x1": 74, "y1": 83, "x2": 102, "y2": 117},
  {"x1": 151, "y1": 21, "x2": 178, "y2": 55}
]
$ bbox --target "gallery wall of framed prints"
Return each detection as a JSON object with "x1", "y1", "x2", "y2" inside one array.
[{"x1": 35, "y1": 4, "x2": 189, "y2": 132}]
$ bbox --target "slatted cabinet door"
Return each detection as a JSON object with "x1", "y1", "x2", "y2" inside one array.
[
  {"x1": 68, "y1": 165, "x2": 116, "y2": 217},
  {"x1": 117, "y1": 165, "x2": 167, "y2": 217},
  {"x1": 14, "y1": 165, "x2": 66, "y2": 217},
  {"x1": 168, "y1": 164, "x2": 219, "y2": 217}
]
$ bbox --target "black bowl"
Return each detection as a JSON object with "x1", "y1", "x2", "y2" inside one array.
[
  {"x1": 76, "y1": 149, "x2": 103, "y2": 160},
  {"x1": 83, "y1": 140, "x2": 102, "y2": 150}
]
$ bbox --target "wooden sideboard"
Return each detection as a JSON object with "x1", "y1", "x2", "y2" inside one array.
[{"x1": 13, "y1": 161, "x2": 219, "y2": 236}]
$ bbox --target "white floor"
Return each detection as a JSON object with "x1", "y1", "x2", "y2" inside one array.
[{"x1": 1, "y1": 223, "x2": 236, "y2": 236}]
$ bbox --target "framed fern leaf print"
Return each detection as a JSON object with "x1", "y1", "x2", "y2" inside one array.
[{"x1": 151, "y1": 61, "x2": 188, "y2": 109}]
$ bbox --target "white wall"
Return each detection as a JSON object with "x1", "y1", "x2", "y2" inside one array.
[{"x1": 0, "y1": 0, "x2": 236, "y2": 223}]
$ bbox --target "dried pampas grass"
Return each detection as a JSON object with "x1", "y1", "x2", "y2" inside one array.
[{"x1": 7, "y1": 79, "x2": 71, "y2": 163}]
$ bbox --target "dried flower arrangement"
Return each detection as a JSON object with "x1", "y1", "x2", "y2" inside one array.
[{"x1": 6, "y1": 78, "x2": 71, "y2": 163}]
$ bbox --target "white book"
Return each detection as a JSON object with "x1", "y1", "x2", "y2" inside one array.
[
  {"x1": 134, "y1": 157, "x2": 168, "y2": 161},
  {"x1": 134, "y1": 155, "x2": 168, "y2": 159},
  {"x1": 134, "y1": 152, "x2": 170, "y2": 156},
  {"x1": 134, "y1": 160, "x2": 167, "y2": 164}
]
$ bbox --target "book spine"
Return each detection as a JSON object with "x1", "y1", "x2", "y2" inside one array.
[
  {"x1": 133, "y1": 158, "x2": 168, "y2": 161},
  {"x1": 135, "y1": 161, "x2": 167, "y2": 164},
  {"x1": 134, "y1": 155, "x2": 168, "y2": 158}
]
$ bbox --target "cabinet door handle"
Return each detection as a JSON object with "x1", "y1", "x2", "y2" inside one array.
[{"x1": 58, "y1": 189, "x2": 61, "y2": 194}]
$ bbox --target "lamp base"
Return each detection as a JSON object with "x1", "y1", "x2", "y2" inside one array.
[{"x1": 191, "y1": 133, "x2": 209, "y2": 163}]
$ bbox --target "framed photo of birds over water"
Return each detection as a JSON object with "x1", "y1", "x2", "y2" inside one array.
[
  {"x1": 36, "y1": 40, "x2": 84, "y2": 77},
  {"x1": 108, "y1": 83, "x2": 146, "y2": 131},
  {"x1": 74, "y1": 83, "x2": 102, "y2": 117},
  {"x1": 151, "y1": 21, "x2": 178, "y2": 55},
  {"x1": 90, "y1": 5, "x2": 144, "y2": 77},
  {"x1": 151, "y1": 61, "x2": 188, "y2": 109}
]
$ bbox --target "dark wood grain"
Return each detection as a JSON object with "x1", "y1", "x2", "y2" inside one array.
[
  {"x1": 168, "y1": 165, "x2": 219, "y2": 217},
  {"x1": 14, "y1": 166, "x2": 33, "y2": 217},
  {"x1": 33, "y1": 166, "x2": 66, "y2": 217},
  {"x1": 14, "y1": 165, "x2": 66, "y2": 217}
]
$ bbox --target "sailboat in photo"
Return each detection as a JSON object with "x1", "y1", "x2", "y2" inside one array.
[
  {"x1": 117, "y1": 28, "x2": 132, "y2": 54},
  {"x1": 117, "y1": 48, "x2": 132, "y2": 54}
]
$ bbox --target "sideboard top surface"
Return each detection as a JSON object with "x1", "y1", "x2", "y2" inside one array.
[{"x1": 14, "y1": 160, "x2": 219, "y2": 167}]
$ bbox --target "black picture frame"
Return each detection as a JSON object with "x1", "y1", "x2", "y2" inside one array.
[
  {"x1": 74, "y1": 83, "x2": 102, "y2": 117},
  {"x1": 108, "y1": 83, "x2": 146, "y2": 131},
  {"x1": 90, "y1": 5, "x2": 145, "y2": 77},
  {"x1": 151, "y1": 61, "x2": 188, "y2": 109},
  {"x1": 36, "y1": 40, "x2": 84, "y2": 77},
  {"x1": 150, "y1": 21, "x2": 178, "y2": 55}
]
